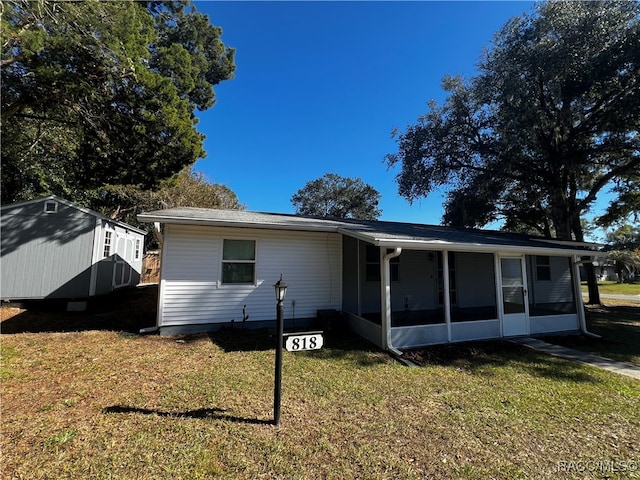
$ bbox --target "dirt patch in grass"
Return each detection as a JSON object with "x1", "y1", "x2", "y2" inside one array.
[{"x1": 403, "y1": 340, "x2": 522, "y2": 366}]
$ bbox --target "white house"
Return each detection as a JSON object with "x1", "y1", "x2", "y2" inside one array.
[
  {"x1": 138, "y1": 207, "x2": 599, "y2": 352},
  {"x1": 1, "y1": 196, "x2": 145, "y2": 302}
]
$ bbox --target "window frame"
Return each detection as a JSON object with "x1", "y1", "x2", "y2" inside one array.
[
  {"x1": 535, "y1": 255, "x2": 552, "y2": 282},
  {"x1": 44, "y1": 201, "x2": 58, "y2": 213},
  {"x1": 364, "y1": 245, "x2": 399, "y2": 282},
  {"x1": 220, "y1": 238, "x2": 257, "y2": 286},
  {"x1": 134, "y1": 239, "x2": 141, "y2": 260},
  {"x1": 103, "y1": 230, "x2": 113, "y2": 258}
]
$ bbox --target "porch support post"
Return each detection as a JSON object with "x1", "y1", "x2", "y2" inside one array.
[
  {"x1": 357, "y1": 240, "x2": 362, "y2": 316},
  {"x1": 380, "y1": 247, "x2": 402, "y2": 354},
  {"x1": 494, "y1": 253, "x2": 504, "y2": 336},
  {"x1": 442, "y1": 250, "x2": 452, "y2": 342}
]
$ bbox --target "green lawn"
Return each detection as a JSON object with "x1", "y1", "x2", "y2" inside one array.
[
  {"x1": 546, "y1": 300, "x2": 640, "y2": 366},
  {"x1": 582, "y1": 281, "x2": 640, "y2": 295},
  {"x1": 2, "y1": 321, "x2": 639, "y2": 479}
]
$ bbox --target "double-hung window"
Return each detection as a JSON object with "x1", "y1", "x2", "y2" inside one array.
[
  {"x1": 535, "y1": 256, "x2": 551, "y2": 281},
  {"x1": 222, "y1": 239, "x2": 256, "y2": 284},
  {"x1": 134, "y1": 239, "x2": 141, "y2": 260}
]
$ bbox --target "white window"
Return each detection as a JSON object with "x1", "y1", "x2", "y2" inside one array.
[
  {"x1": 134, "y1": 239, "x2": 141, "y2": 260},
  {"x1": 44, "y1": 201, "x2": 58, "y2": 213},
  {"x1": 103, "y1": 231, "x2": 113, "y2": 258},
  {"x1": 222, "y1": 239, "x2": 256, "y2": 284},
  {"x1": 535, "y1": 256, "x2": 551, "y2": 281}
]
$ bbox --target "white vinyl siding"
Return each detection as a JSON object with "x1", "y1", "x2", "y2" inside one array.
[
  {"x1": 159, "y1": 225, "x2": 342, "y2": 327},
  {"x1": 527, "y1": 255, "x2": 574, "y2": 304}
]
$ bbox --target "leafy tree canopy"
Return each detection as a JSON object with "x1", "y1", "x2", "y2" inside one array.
[
  {"x1": 596, "y1": 173, "x2": 640, "y2": 227},
  {"x1": 605, "y1": 249, "x2": 640, "y2": 283},
  {"x1": 1, "y1": 0, "x2": 235, "y2": 205},
  {"x1": 385, "y1": 0, "x2": 640, "y2": 243},
  {"x1": 94, "y1": 167, "x2": 244, "y2": 247},
  {"x1": 291, "y1": 173, "x2": 382, "y2": 220},
  {"x1": 605, "y1": 224, "x2": 640, "y2": 251}
]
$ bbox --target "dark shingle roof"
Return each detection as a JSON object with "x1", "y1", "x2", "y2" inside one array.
[{"x1": 138, "y1": 207, "x2": 599, "y2": 254}]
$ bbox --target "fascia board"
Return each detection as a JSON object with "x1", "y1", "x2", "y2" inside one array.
[
  {"x1": 340, "y1": 229, "x2": 598, "y2": 257},
  {"x1": 535, "y1": 238, "x2": 604, "y2": 250},
  {"x1": 137, "y1": 214, "x2": 340, "y2": 233},
  {"x1": 374, "y1": 238, "x2": 598, "y2": 257}
]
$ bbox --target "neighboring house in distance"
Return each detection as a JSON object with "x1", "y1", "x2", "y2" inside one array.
[
  {"x1": 579, "y1": 260, "x2": 619, "y2": 282},
  {"x1": 138, "y1": 207, "x2": 600, "y2": 351},
  {"x1": 1, "y1": 196, "x2": 145, "y2": 303}
]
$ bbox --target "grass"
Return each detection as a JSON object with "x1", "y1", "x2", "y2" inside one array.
[
  {"x1": 2, "y1": 289, "x2": 640, "y2": 479},
  {"x1": 546, "y1": 299, "x2": 640, "y2": 367},
  {"x1": 581, "y1": 281, "x2": 640, "y2": 295}
]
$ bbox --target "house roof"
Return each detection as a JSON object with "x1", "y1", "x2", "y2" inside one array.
[
  {"x1": 138, "y1": 207, "x2": 600, "y2": 256},
  {"x1": 2, "y1": 195, "x2": 147, "y2": 235}
]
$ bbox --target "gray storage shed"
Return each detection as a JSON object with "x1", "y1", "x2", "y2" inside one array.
[{"x1": 1, "y1": 196, "x2": 145, "y2": 300}]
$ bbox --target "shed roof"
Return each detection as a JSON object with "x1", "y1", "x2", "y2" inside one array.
[
  {"x1": 2, "y1": 196, "x2": 147, "y2": 235},
  {"x1": 138, "y1": 207, "x2": 600, "y2": 256}
]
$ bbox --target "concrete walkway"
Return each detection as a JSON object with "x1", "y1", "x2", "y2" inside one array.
[
  {"x1": 510, "y1": 337, "x2": 640, "y2": 381},
  {"x1": 598, "y1": 293, "x2": 640, "y2": 302}
]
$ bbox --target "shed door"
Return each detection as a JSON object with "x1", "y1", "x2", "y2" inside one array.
[
  {"x1": 500, "y1": 256, "x2": 529, "y2": 336},
  {"x1": 113, "y1": 235, "x2": 133, "y2": 287}
]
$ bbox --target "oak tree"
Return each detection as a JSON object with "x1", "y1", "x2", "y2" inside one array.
[
  {"x1": 291, "y1": 173, "x2": 382, "y2": 220},
  {"x1": 386, "y1": 1, "x2": 640, "y2": 303}
]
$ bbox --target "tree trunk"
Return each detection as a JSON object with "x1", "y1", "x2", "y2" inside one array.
[
  {"x1": 583, "y1": 261, "x2": 601, "y2": 305},
  {"x1": 570, "y1": 216, "x2": 601, "y2": 305}
]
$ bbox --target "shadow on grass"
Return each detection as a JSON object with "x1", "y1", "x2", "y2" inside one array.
[
  {"x1": 102, "y1": 405, "x2": 273, "y2": 425},
  {"x1": 404, "y1": 340, "x2": 601, "y2": 383},
  {"x1": 0, "y1": 285, "x2": 158, "y2": 334},
  {"x1": 544, "y1": 303, "x2": 640, "y2": 366},
  {"x1": 208, "y1": 327, "x2": 275, "y2": 352},
  {"x1": 209, "y1": 326, "x2": 393, "y2": 367}
]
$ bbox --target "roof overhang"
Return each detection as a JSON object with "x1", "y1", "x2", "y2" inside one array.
[
  {"x1": 338, "y1": 229, "x2": 601, "y2": 257},
  {"x1": 137, "y1": 211, "x2": 340, "y2": 233},
  {"x1": 139, "y1": 208, "x2": 601, "y2": 257}
]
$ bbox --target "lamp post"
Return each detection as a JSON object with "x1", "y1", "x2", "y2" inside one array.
[{"x1": 273, "y1": 274, "x2": 287, "y2": 425}]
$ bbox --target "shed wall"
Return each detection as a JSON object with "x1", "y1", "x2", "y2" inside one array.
[{"x1": 1, "y1": 200, "x2": 95, "y2": 299}]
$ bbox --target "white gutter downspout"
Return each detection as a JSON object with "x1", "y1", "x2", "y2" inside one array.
[
  {"x1": 381, "y1": 247, "x2": 402, "y2": 355},
  {"x1": 573, "y1": 255, "x2": 600, "y2": 339},
  {"x1": 442, "y1": 250, "x2": 452, "y2": 342}
]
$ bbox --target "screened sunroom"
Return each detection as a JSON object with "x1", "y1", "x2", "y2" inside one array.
[{"x1": 340, "y1": 229, "x2": 588, "y2": 351}]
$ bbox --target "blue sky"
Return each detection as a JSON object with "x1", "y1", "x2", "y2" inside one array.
[{"x1": 192, "y1": 1, "x2": 545, "y2": 226}]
